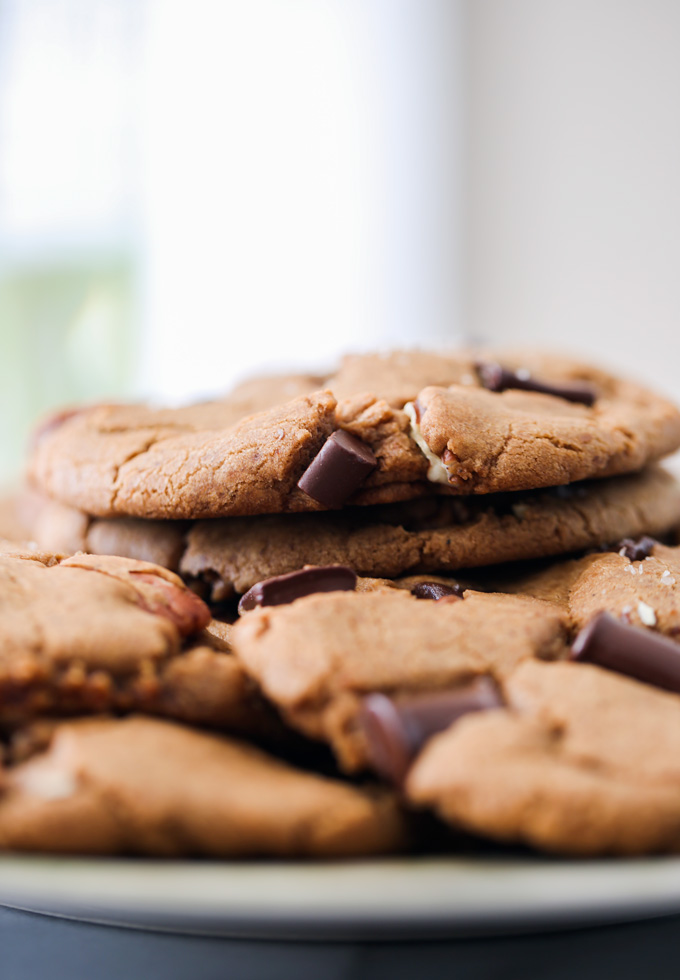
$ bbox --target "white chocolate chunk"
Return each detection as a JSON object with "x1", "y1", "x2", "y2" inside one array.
[
  {"x1": 637, "y1": 601, "x2": 657, "y2": 627},
  {"x1": 404, "y1": 402, "x2": 451, "y2": 485}
]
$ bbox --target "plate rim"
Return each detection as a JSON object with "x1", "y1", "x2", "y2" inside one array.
[{"x1": 3, "y1": 853, "x2": 680, "y2": 940}]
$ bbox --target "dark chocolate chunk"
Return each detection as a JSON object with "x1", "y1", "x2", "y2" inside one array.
[
  {"x1": 571, "y1": 611, "x2": 680, "y2": 693},
  {"x1": 476, "y1": 362, "x2": 596, "y2": 406},
  {"x1": 297, "y1": 430, "x2": 377, "y2": 508},
  {"x1": 238, "y1": 565, "x2": 357, "y2": 613},
  {"x1": 359, "y1": 677, "x2": 503, "y2": 785},
  {"x1": 411, "y1": 581, "x2": 464, "y2": 601},
  {"x1": 615, "y1": 536, "x2": 657, "y2": 562}
]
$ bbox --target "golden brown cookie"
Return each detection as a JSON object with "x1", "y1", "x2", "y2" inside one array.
[
  {"x1": 327, "y1": 349, "x2": 478, "y2": 407},
  {"x1": 407, "y1": 659, "x2": 680, "y2": 855},
  {"x1": 180, "y1": 468, "x2": 680, "y2": 599},
  {"x1": 507, "y1": 540, "x2": 680, "y2": 635},
  {"x1": 26, "y1": 468, "x2": 680, "y2": 601},
  {"x1": 28, "y1": 351, "x2": 680, "y2": 519},
  {"x1": 410, "y1": 355, "x2": 680, "y2": 494},
  {"x1": 231, "y1": 588, "x2": 568, "y2": 771},
  {"x1": 0, "y1": 492, "x2": 33, "y2": 544},
  {"x1": 0, "y1": 549, "x2": 272, "y2": 736},
  {"x1": 0, "y1": 716, "x2": 406, "y2": 856}
]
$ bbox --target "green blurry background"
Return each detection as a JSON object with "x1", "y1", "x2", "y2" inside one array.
[
  {"x1": 2, "y1": 0, "x2": 680, "y2": 486},
  {"x1": 0, "y1": 254, "x2": 136, "y2": 481}
]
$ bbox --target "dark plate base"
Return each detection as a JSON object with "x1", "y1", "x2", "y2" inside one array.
[{"x1": 3, "y1": 904, "x2": 680, "y2": 980}]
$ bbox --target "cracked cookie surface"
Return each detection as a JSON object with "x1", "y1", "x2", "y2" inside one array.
[
  {"x1": 24, "y1": 470, "x2": 680, "y2": 601},
  {"x1": 231, "y1": 589, "x2": 568, "y2": 772},
  {"x1": 0, "y1": 549, "x2": 272, "y2": 735},
  {"x1": 180, "y1": 467, "x2": 680, "y2": 598},
  {"x1": 506, "y1": 540, "x2": 680, "y2": 635},
  {"x1": 28, "y1": 350, "x2": 680, "y2": 518},
  {"x1": 29, "y1": 390, "x2": 430, "y2": 519},
  {"x1": 407, "y1": 659, "x2": 680, "y2": 855}
]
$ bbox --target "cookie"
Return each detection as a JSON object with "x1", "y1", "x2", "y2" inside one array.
[
  {"x1": 0, "y1": 492, "x2": 33, "y2": 544},
  {"x1": 180, "y1": 467, "x2": 680, "y2": 599},
  {"x1": 410, "y1": 369, "x2": 680, "y2": 495},
  {"x1": 0, "y1": 549, "x2": 273, "y2": 736},
  {"x1": 28, "y1": 351, "x2": 680, "y2": 519},
  {"x1": 505, "y1": 540, "x2": 680, "y2": 636},
  {"x1": 407, "y1": 659, "x2": 680, "y2": 855},
  {"x1": 25, "y1": 467, "x2": 680, "y2": 601},
  {"x1": 336, "y1": 350, "x2": 680, "y2": 493},
  {"x1": 0, "y1": 716, "x2": 406, "y2": 856},
  {"x1": 231, "y1": 588, "x2": 568, "y2": 771},
  {"x1": 326, "y1": 349, "x2": 478, "y2": 407},
  {"x1": 29, "y1": 390, "x2": 432, "y2": 519},
  {"x1": 219, "y1": 371, "x2": 329, "y2": 421}
]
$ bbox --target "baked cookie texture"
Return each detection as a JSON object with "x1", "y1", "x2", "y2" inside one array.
[
  {"x1": 504, "y1": 541, "x2": 680, "y2": 635},
  {"x1": 180, "y1": 467, "x2": 680, "y2": 598},
  {"x1": 0, "y1": 716, "x2": 406, "y2": 856},
  {"x1": 407, "y1": 660, "x2": 680, "y2": 855},
  {"x1": 23, "y1": 467, "x2": 680, "y2": 599},
  {"x1": 27, "y1": 351, "x2": 680, "y2": 519},
  {"x1": 0, "y1": 493, "x2": 32, "y2": 544},
  {"x1": 327, "y1": 349, "x2": 479, "y2": 407},
  {"x1": 7, "y1": 347, "x2": 680, "y2": 860},
  {"x1": 231, "y1": 589, "x2": 568, "y2": 771},
  {"x1": 410, "y1": 364, "x2": 680, "y2": 494},
  {"x1": 0, "y1": 549, "x2": 274, "y2": 736}
]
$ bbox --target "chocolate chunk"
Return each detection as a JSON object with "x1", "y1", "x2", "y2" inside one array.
[
  {"x1": 616, "y1": 536, "x2": 657, "y2": 562},
  {"x1": 297, "y1": 430, "x2": 377, "y2": 508},
  {"x1": 571, "y1": 611, "x2": 680, "y2": 693},
  {"x1": 411, "y1": 581, "x2": 464, "y2": 601},
  {"x1": 476, "y1": 362, "x2": 596, "y2": 406},
  {"x1": 359, "y1": 678, "x2": 503, "y2": 784},
  {"x1": 238, "y1": 565, "x2": 357, "y2": 613}
]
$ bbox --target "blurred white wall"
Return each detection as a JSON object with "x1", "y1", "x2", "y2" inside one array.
[
  {"x1": 0, "y1": 0, "x2": 142, "y2": 483},
  {"x1": 3, "y1": 0, "x2": 680, "y2": 485},
  {"x1": 139, "y1": 0, "x2": 464, "y2": 402},
  {"x1": 465, "y1": 0, "x2": 680, "y2": 394}
]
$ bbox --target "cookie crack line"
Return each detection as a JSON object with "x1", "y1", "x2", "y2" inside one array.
[
  {"x1": 28, "y1": 351, "x2": 680, "y2": 518},
  {"x1": 109, "y1": 435, "x2": 162, "y2": 510}
]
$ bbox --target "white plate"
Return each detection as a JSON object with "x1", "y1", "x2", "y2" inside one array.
[{"x1": 3, "y1": 855, "x2": 680, "y2": 939}]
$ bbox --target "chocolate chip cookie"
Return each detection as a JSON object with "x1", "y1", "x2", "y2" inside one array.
[
  {"x1": 180, "y1": 467, "x2": 680, "y2": 599},
  {"x1": 24, "y1": 467, "x2": 680, "y2": 601},
  {"x1": 0, "y1": 716, "x2": 406, "y2": 856},
  {"x1": 231, "y1": 588, "x2": 568, "y2": 771},
  {"x1": 505, "y1": 539, "x2": 680, "y2": 636},
  {"x1": 28, "y1": 351, "x2": 680, "y2": 519},
  {"x1": 0, "y1": 549, "x2": 272, "y2": 736},
  {"x1": 407, "y1": 659, "x2": 680, "y2": 855}
]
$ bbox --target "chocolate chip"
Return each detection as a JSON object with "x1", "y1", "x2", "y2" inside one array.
[
  {"x1": 571, "y1": 611, "x2": 680, "y2": 693},
  {"x1": 238, "y1": 565, "x2": 357, "y2": 613},
  {"x1": 476, "y1": 362, "x2": 596, "y2": 406},
  {"x1": 359, "y1": 678, "x2": 503, "y2": 785},
  {"x1": 616, "y1": 536, "x2": 657, "y2": 562},
  {"x1": 411, "y1": 581, "x2": 464, "y2": 600},
  {"x1": 297, "y1": 430, "x2": 377, "y2": 508}
]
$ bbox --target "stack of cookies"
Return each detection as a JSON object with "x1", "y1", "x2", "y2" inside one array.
[{"x1": 3, "y1": 349, "x2": 680, "y2": 857}]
